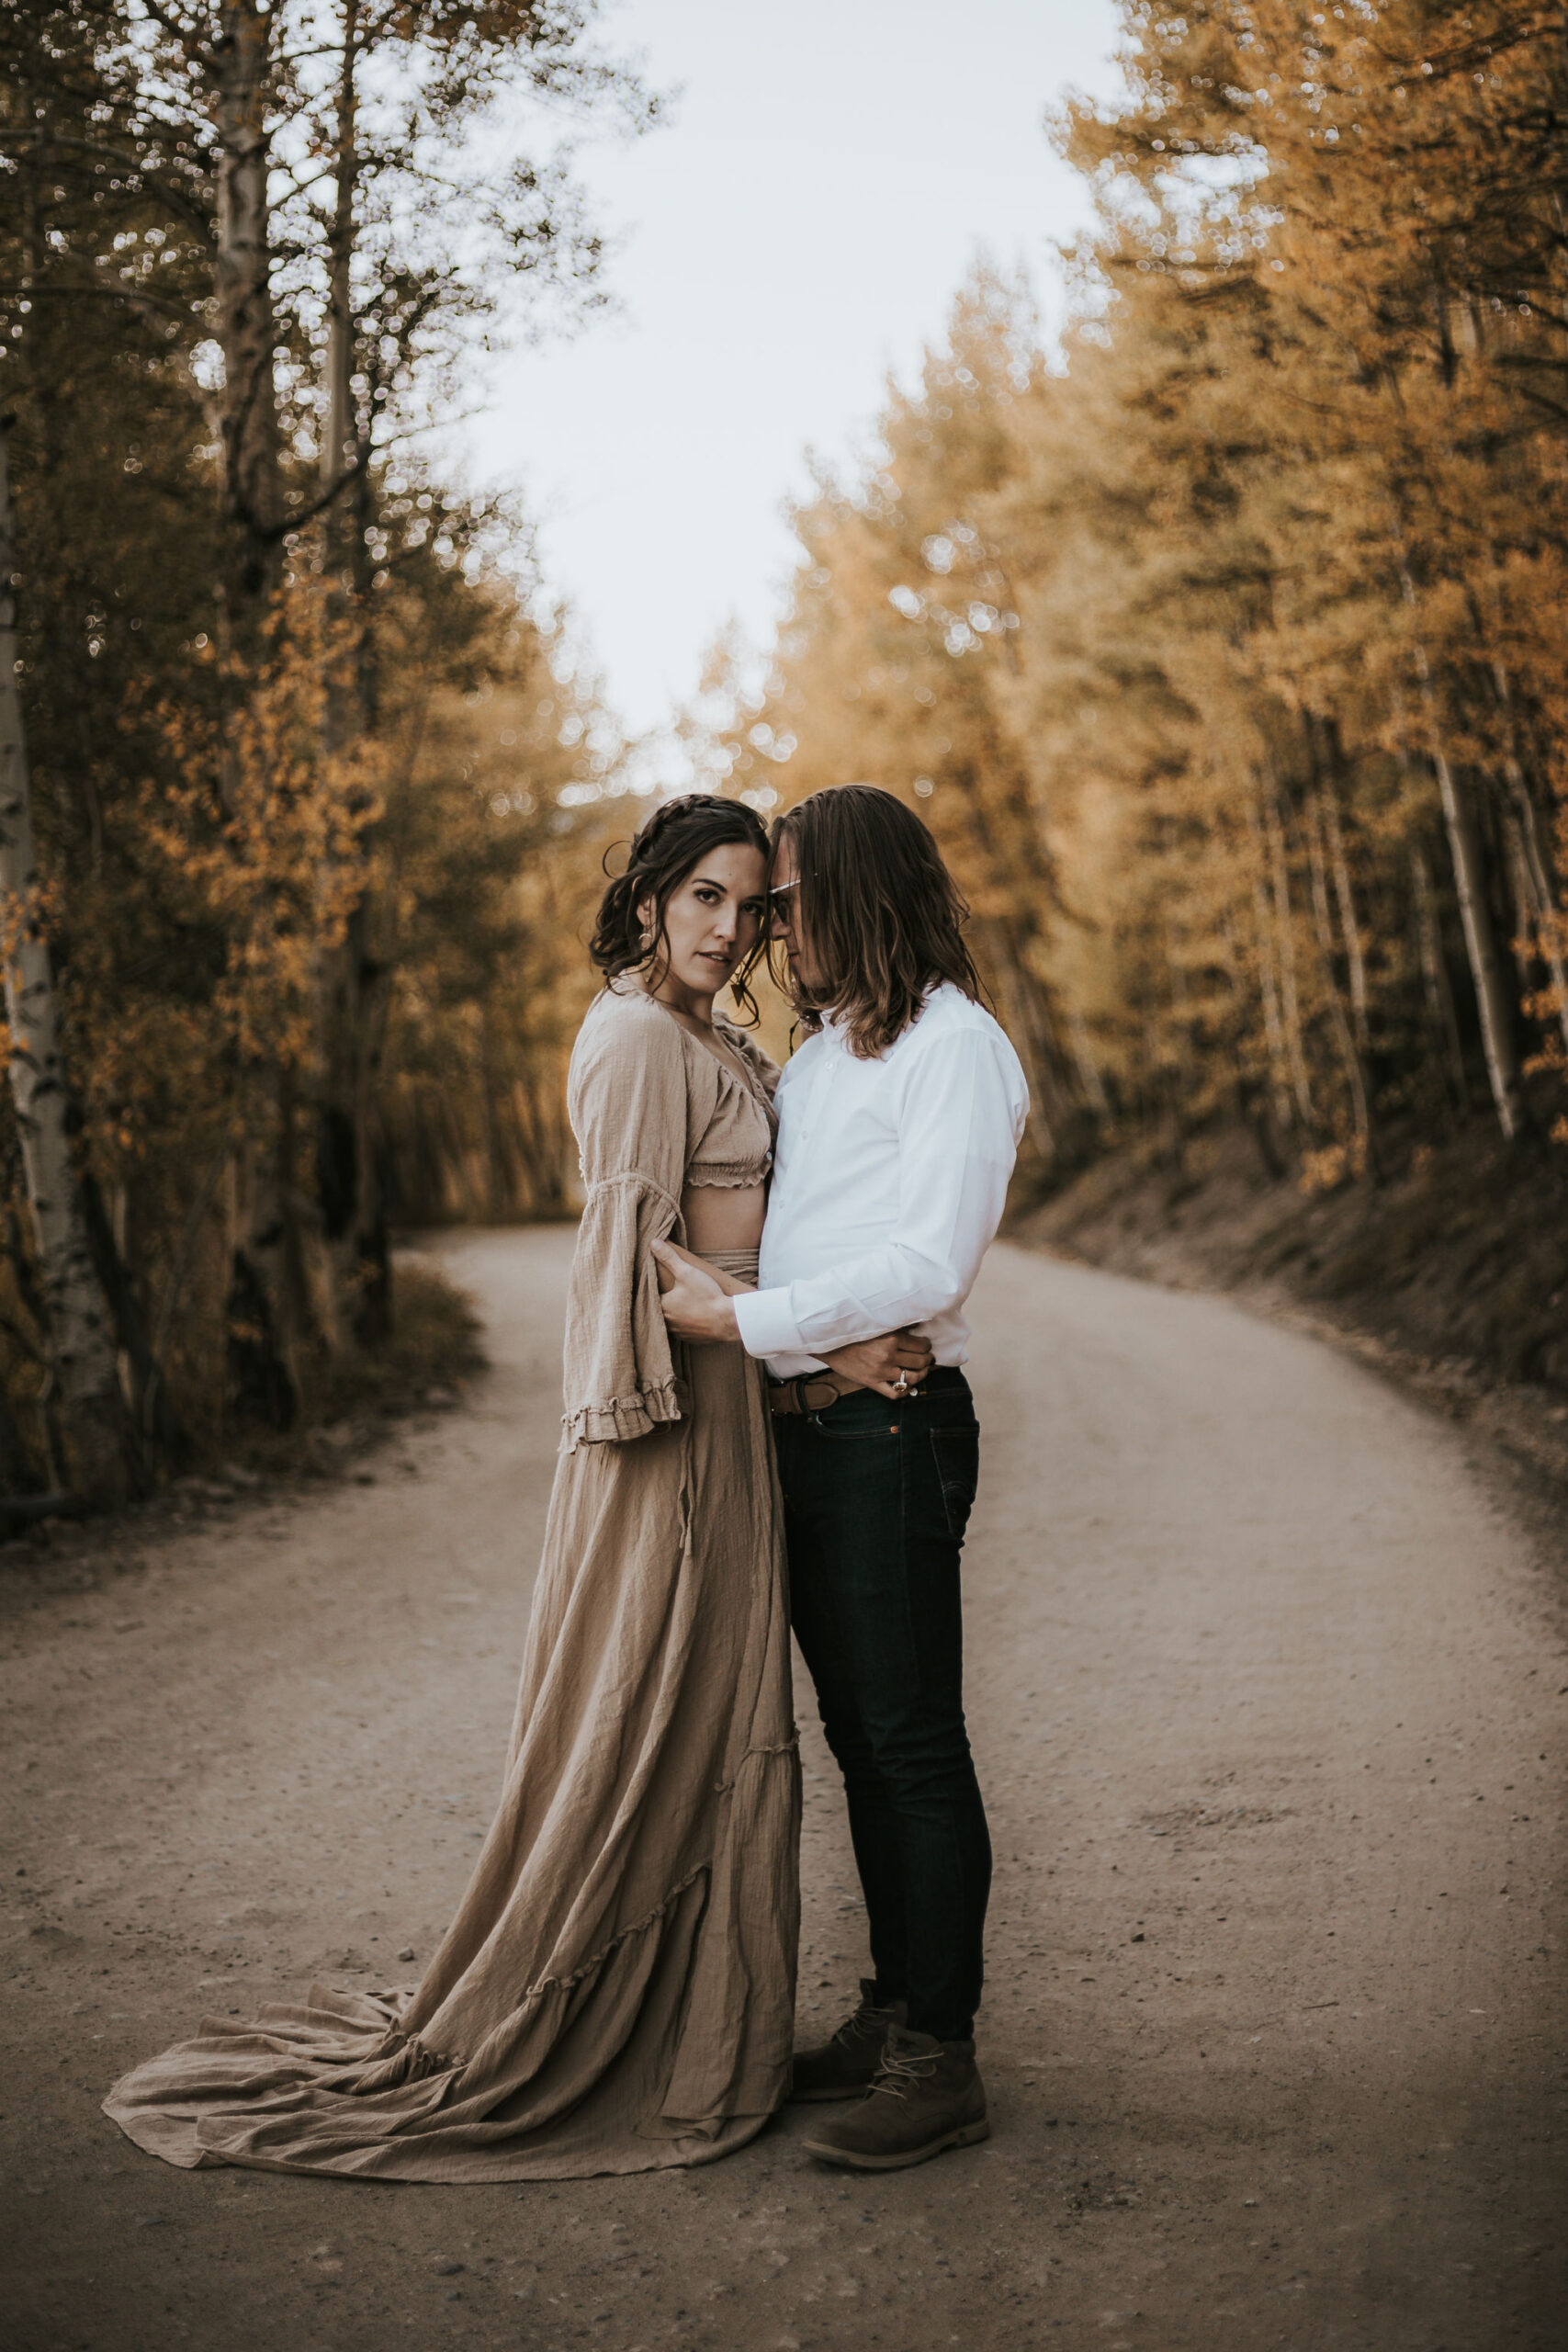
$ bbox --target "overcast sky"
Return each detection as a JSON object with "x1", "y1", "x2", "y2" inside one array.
[{"x1": 468, "y1": 0, "x2": 1124, "y2": 740}]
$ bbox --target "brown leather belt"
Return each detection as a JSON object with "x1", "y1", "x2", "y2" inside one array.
[{"x1": 767, "y1": 1372, "x2": 863, "y2": 1417}]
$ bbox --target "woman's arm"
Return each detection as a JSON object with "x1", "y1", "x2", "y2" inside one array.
[
  {"x1": 561, "y1": 998, "x2": 695, "y2": 1446},
  {"x1": 655, "y1": 1240, "x2": 934, "y2": 1397}
]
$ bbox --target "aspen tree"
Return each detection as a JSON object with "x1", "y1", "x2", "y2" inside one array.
[
  {"x1": 0, "y1": 0, "x2": 649, "y2": 1482},
  {"x1": 0, "y1": 428, "x2": 134, "y2": 1501},
  {"x1": 1401, "y1": 571, "x2": 1524, "y2": 1140}
]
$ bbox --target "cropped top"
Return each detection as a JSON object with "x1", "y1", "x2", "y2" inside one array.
[{"x1": 559, "y1": 981, "x2": 779, "y2": 1450}]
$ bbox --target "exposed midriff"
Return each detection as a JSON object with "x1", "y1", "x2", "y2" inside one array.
[{"x1": 682, "y1": 1181, "x2": 767, "y2": 1255}]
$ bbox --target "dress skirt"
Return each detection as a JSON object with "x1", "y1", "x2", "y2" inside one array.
[{"x1": 103, "y1": 1249, "x2": 800, "y2": 2180}]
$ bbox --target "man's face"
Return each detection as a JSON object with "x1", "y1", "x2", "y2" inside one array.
[{"x1": 768, "y1": 834, "x2": 816, "y2": 989}]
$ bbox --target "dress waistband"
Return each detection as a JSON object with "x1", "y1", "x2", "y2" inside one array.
[{"x1": 698, "y1": 1247, "x2": 761, "y2": 1282}]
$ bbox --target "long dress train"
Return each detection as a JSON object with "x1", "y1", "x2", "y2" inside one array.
[{"x1": 104, "y1": 988, "x2": 800, "y2": 2181}]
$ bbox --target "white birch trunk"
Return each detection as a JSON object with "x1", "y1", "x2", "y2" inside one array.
[
  {"x1": 1430, "y1": 742, "x2": 1521, "y2": 1140},
  {"x1": 1319, "y1": 783, "x2": 1371, "y2": 1055},
  {"x1": 0, "y1": 431, "x2": 131, "y2": 1500},
  {"x1": 321, "y1": 0, "x2": 359, "y2": 500},
  {"x1": 1400, "y1": 569, "x2": 1523, "y2": 1139},
  {"x1": 1409, "y1": 845, "x2": 1468, "y2": 1110},
  {"x1": 213, "y1": 0, "x2": 281, "y2": 594}
]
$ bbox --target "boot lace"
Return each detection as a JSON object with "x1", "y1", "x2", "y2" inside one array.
[
  {"x1": 834, "y1": 1999, "x2": 890, "y2": 2052},
  {"x1": 868, "y1": 2042, "x2": 942, "y2": 2104}
]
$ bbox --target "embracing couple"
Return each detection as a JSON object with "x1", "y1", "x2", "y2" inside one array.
[{"x1": 105, "y1": 784, "x2": 1028, "y2": 2185}]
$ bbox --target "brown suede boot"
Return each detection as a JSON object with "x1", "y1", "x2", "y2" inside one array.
[
  {"x1": 788, "y1": 1981, "x2": 908, "y2": 2103},
  {"x1": 800, "y1": 2025, "x2": 989, "y2": 2169}
]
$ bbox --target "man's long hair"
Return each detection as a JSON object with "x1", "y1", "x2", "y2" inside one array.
[{"x1": 773, "y1": 784, "x2": 983, "y2": 1057}]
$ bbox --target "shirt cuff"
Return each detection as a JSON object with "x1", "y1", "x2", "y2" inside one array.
[{"x1": 731, "y1": 1284, "x2": 806, "y2": 1362}]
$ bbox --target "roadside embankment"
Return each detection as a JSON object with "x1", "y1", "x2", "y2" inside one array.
[{"x1": 0, "y1": 1254, "x2": 486, "y2": 1543}]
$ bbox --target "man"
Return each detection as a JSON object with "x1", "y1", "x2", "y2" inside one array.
[{"x1": 654, "y1": 783, "x2": 1028, "y2": 2172}]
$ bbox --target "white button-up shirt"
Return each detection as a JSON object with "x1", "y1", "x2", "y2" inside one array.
[{"x1": 732, "y1": 983, "x2": 1029, "y2": 1379}]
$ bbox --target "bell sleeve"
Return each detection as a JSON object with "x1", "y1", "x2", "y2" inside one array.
[{"x1": 559, "y1": 995, "x2": 697, "y2": 1449}]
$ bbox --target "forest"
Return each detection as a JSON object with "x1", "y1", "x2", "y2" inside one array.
[
  {"x1": 3, "y1": 0, "x2": 1566, "y2": 1510},
  {"x1": 0, "y1": 0, "x2": 644, "y2": 1506}
]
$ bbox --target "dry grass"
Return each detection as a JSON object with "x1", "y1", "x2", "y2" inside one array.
[
  {"x1": 0, "y1": 1250, "x2": 488, "y2": 1527},
  {"x1": 231, "y1": 1251, "x2": 488, "y2": 1486}
]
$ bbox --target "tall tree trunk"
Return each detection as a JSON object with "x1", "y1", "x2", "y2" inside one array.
[
  {"x1": 478, "y1": 1004, "x2": 504, "y2": 1219},
  {"x1": 0, "y1": 1373, "x2": 37, "y2": 1500},
  {"x1": 321, "y1": 3, "x2": 359, "y2": 506},
  {"x1": 1066, "y1": 1007, "x2": 1111, "y2": 1120},
  {"x1": 212, "y1": 0, "x2": 282, "y2": 633},
  {"x1": 1246, "y1": 808, "x2": 1293, "y2": 1136},
  {"x1": 311, "y1": 0, "x2": 391, "y2": 1349},
  {"x1": 1472, "y1": 565, "x2": 1568, "y2": 1057},
  {"x1": 1409, "y1": 844, "x2": 1468, "y2": 1115},
  {"x1": 1400, "y1": 568, "x2": 1523, "y2": 1139},
  {"x1": 207, "y1": 0, "x2": 307, "y2": 1420},
  {"x1": 77, "y1": 1165, "x2": 189, "y2": 1465},
  {"x1": 0, "y1": 428, "x2": 136, "y2": 1504},
  {"x1": 1310, "y1": 726, "x2": 1371, "y2": 1056},
  {"x1": 1306, "y1": 790, "x2": 1376, "y2": 1173},
  {"x1": 1487, "y1": 666, "x2": 1568, "y2": 1057},
  {"x1": 1433, "y1": 748, "x2": 1521, "y2": 1138},
  {"x1": 1220, "y1": 910, "x2": 1286, "y2": 1179},
  {"x1": 1259, "y1": 786, "x2": 1314, "y2": 1129}
]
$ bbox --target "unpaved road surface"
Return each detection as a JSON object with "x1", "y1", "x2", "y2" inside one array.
[{"x1": 3, "y1": 1231, "x2": 1565, "y2": 2352}]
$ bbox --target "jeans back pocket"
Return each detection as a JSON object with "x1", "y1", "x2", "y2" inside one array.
[{"x1": 929, "y1": 1421, "x2": 979, "y2": 1539}]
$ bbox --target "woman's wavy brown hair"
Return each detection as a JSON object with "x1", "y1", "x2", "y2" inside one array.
[
  {"x1": 772, "y1": 784, "x2": 983, "y2": 1057},
  {"x1": 589, "y1": 792, "x2": 771, "y2": 1024}
]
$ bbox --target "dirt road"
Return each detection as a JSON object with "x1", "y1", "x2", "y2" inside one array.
[{"x1": 3, "y1": 1230, "x2": 1565, "y2": 2352}]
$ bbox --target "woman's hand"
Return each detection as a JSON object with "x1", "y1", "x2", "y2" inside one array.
[
  {"x1": 652, "y1": 1238, "x2": 755, "y2": 1299},
  {"x1": 652, "y1": 1240, "x2": 743, "y2": 1343},
  {"x1": 821, "y1": 1328, "x2": 936, "y2": 1402}
]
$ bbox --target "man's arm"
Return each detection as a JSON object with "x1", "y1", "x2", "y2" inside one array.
[
  {"x1": 729, "y1": 1027, "x2": 1022, "y2": 1363},
  {"x1": 650, "y1": 1241, "x2": 934, "y2": 1398}
]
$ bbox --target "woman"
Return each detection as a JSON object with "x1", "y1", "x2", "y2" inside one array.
[{"x1": 104, "y1": 794, "x2": 908, "y2": 2182}]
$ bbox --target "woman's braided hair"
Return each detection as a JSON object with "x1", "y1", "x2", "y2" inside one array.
[{"x1": 589, "y1": 793, "x2": 772, "y2": 1024}]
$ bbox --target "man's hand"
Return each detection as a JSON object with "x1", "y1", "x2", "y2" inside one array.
[
  {"x1": 821, "y1": 1328, "x2": 935, "y2": 1402},
  {"x1": 652, "y1": 1240, "x2": 742, "y2": 1343}
]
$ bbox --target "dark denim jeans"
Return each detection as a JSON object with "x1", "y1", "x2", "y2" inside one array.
[{"x1": 774, "y1": 1366, "x2": 991, "y2": 2042}]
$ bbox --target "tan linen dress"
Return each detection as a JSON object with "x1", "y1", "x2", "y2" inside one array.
[{"x1": 103, "y1": 983, "x2": 800, "y2": 2181}]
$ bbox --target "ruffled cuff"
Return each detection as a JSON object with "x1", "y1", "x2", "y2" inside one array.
[{"x1": 562, "y1": 1371, "x2": 690, "y2": 1451}]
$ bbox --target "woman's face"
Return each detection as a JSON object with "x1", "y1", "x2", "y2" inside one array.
[{"x1": 639, "y1": 841, "x2": 766, "y2": 1003}]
